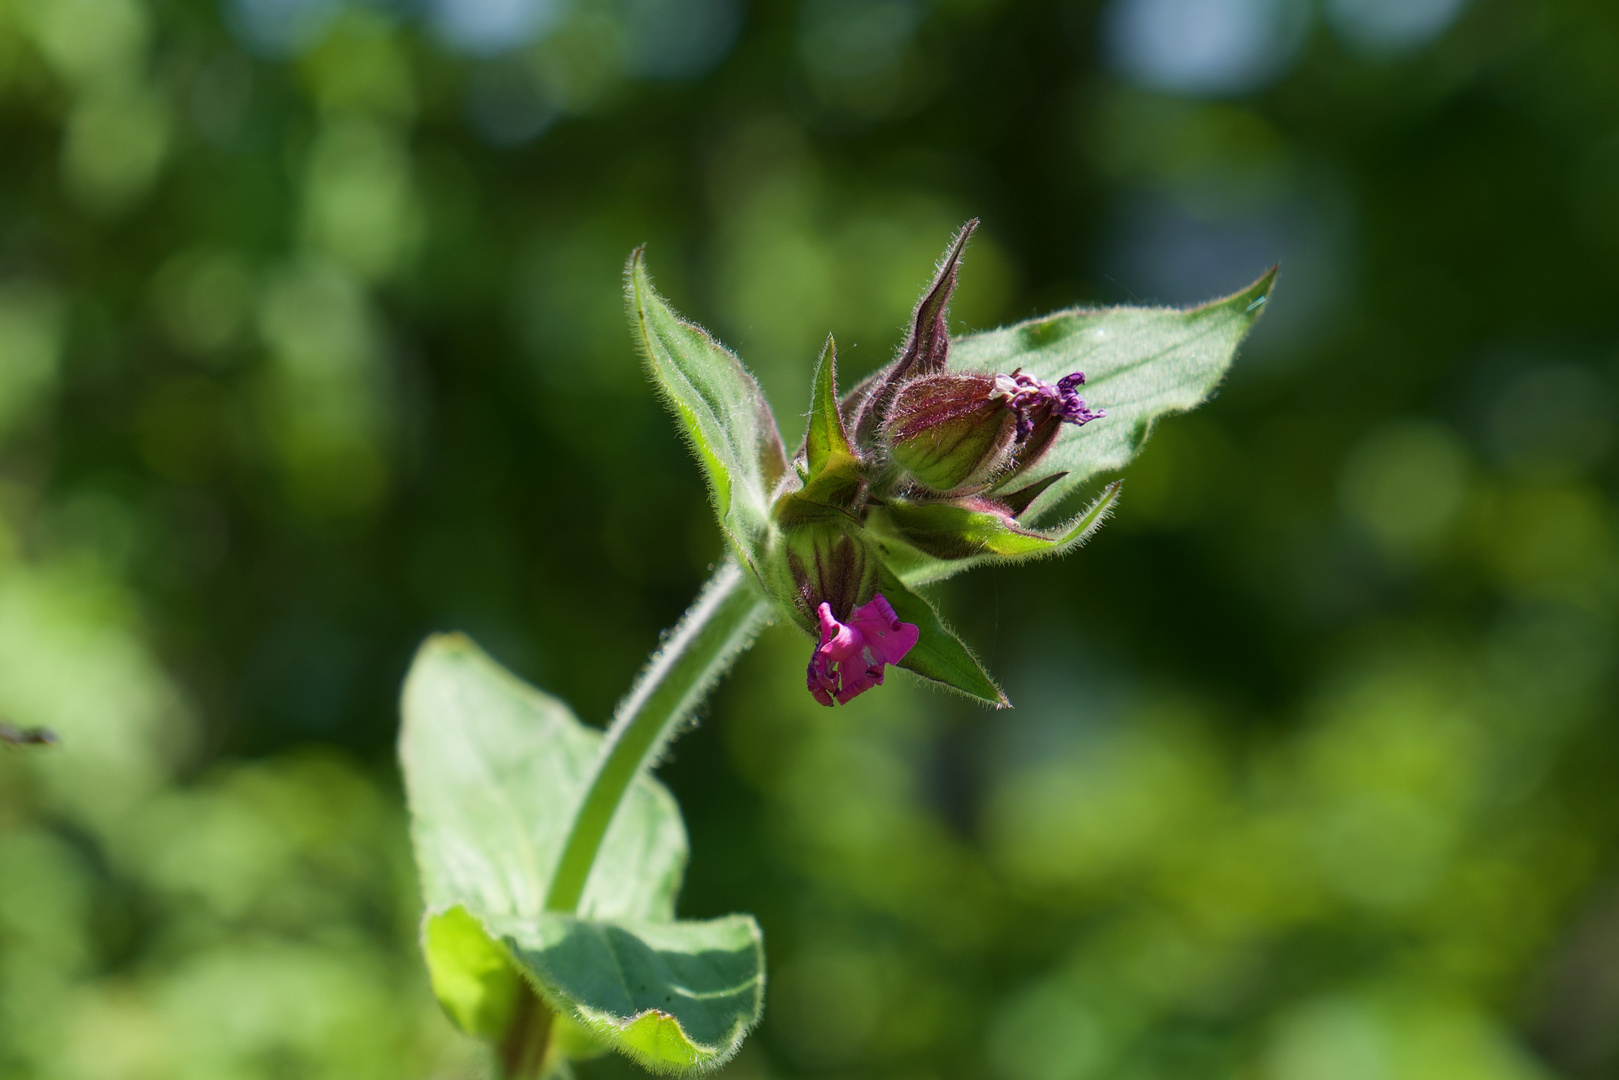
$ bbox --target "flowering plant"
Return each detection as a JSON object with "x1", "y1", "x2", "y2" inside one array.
[{"x1": 399, "y1": 224, "x2": 1271, "y2": 1077}]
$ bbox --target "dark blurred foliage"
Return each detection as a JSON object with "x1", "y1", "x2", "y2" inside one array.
[{"x1": 4, "y1": 0, "x2": 1619, "y2": 1076}]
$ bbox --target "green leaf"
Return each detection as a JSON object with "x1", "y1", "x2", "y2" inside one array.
[
  {"x1": 494, "y1": 913, "x2": 765, "y2": 1075},
  {"x1": 401, "y1": 633, "x2": 686, "y2": 926},
  {"x1": 626, "y1": 249, "x2": 787, "y2": 569},
  {"x1": 400, "y1": 634, "x2": 767, "y2": 1075},
  {"x1": 876, "y1": 481, "x2": 1121, "y2": 565},
  {"x1": 950, "y1": 268, "x2": 1273, "y2": 518},
  {"x1": 877, "y1": 565, "x2": 1007, "y2": 707},
  {"x1": 423, "y1": 905, "x2": 522, "y2": 1041}
]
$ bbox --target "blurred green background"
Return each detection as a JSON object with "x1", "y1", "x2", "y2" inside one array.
[{"x1": 2, "y1": 0, "x2": 1618, "y2": 1076}]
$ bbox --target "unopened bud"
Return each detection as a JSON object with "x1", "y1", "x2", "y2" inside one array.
[
  {"x1": 884, "y1": 373, "x2": 1017, "y2": 493},
  {"x1": 884, "y1": 369, "x2": 1103, "y2": 494}
]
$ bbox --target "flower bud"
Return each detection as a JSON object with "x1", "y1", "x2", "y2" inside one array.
[
  {"x1": 883, "y1": 369, "x2": 1103, "y2": 494},
  {"x1": 883, "y1": 373, "x2": 1017, "y2": 493},
  {"x1": 851, "y1": 220, "x2": 977, "y2": 448}
]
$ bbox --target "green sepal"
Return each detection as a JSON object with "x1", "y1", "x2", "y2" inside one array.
[
  {"x1": 876, "y1": 564, "x2": 1008, "y2": 708},
  {"x1": 775, "y1": 336, "x2": 865, "y2": 525},
  {"x1": 756, "y1": 521, "x2": 884, "y2": 637},
  {"x1": 627, "y1": 249, "x2": 787, "y2": 573},
  {"x1": 805, "y1": 334, "x2": 854, "y2": 473},
  {"x1": 877, "y1": 481, "x2": 1121, "y2": 562},
  {"x1": 992, "y1": 472, "x2": 1066, "y2": 518},
  {"x1": 773, "y1": 483, "x2": 863, "y2": 528}
]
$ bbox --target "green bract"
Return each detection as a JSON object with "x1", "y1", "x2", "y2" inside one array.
[{"x1": 627, "y1": 256, "x2": 787, "y2": 585}]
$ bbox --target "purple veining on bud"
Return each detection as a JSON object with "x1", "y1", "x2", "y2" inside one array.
[
  {"x1": 884, "y1": 367, "x2": 1103, "y2": 494},
  {"x1": 991, "y1": 370, "x2": 1105, "y2": 442},
  {"x1": 806, "y1": 594, "x2": 920, "y2": 706},
  {"x1": 884, "y1": 372, "x2": 1014, "y2": 493},
  {"x1": 784, "y1": 525, "x2": 879, "y2": 628}
]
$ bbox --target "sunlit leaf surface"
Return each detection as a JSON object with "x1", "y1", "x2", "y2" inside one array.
[
  {"x1": 401, "y1": 634, "x2": 764, "y2": 1073},
  {"x1": 497, "y1": 913, "x2": 764, "y2": 1074},
  {"x1": 952, "y1": 269, "x2": 1274, "y2": 519}
]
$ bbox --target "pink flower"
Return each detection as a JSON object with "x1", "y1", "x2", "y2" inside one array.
[{"x1": 806, "y1": 594, "x2": 920, "y2": 706}]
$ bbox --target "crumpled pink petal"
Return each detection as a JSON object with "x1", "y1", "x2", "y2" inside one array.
[{"x1": 806, "y1": 594, "x2": 920, "y2": 706}]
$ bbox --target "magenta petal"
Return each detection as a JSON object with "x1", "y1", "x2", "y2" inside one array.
[
  {"x1": 807, "y1": 646, "x2": 838, "y2": 706},
  {"x1": 836, "y1": 665, "x2": 882, "y2": 704},
  {"x1": 816, "y1": 602, "x2": 864, "y2": 661},
  {"x1": 847, "y1": 595, "x2": 920, "y2": 667},
  {"x1": 816, "y1": 602, "x2": 843, "y2": 643},
  {"x1": 807, "y1": 667, "x2": 836, "y2": 706},
  {"x1": 849, "y1": 594, "x2": 900, "y2": 625},
  {"x1": 807, "y1": 596, "x2": 918, "y2": 706}
]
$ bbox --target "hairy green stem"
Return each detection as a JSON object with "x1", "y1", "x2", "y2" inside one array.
[{"x1": 544, "y1": 560, "x2": 772, "y2": 914}]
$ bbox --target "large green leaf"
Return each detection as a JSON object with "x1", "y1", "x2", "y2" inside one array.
[
  {"x1": 423, "y1": 904, "x2": 524, "y2": 1041},
  {"x1": 626, "y1": 250, "x2": 786, "y2": 571},
  {"x1": 950, "y1": 268, "x2": 1273, "y2": 519},
  {"x1": 401, "y1": 633, "x2": 686, "y2": 925},
  {"x1": 400, "y1": 634, "x2": 766, "y2": 1074},
  {"x1": 495, "y1": 913, "x2": 765, "y2": 1075}
]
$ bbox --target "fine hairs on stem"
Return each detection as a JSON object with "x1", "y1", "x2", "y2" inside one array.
[
  {"x1": 495, "y1": 561, "x2": 768, "y2": 1077},
  {"x1": 544, "y1": 560, "x2": 771, "y2": 914}
]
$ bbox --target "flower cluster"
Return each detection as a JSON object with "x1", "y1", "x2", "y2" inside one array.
[
  {"x1": 765, "y1": 220, "x2": 1105, "y2": 705},
  {"x1": 630, "y1": 215, "x2": 1269, "y2": 708}
]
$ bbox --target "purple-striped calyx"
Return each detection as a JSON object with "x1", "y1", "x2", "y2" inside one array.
[{"x1": 884, "y1": 368, "x2": 1102, "y2": 495}]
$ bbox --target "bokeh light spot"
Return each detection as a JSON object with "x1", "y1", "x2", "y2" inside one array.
[
  {"x1": 1339, "y1": 421, "x2": 1470, "y2": 553},
  {"x1": 0, "y1": 281, "x2": 65, "y2": 440},
  {"x1": 1327, "y1": 0, "x2": 1469, "y2": 55},
  {"x1": 227, "y1": 0, "x2": 341, "y2": 56},
  {"x1": 1103, "y1": 0, "x2": 1310, "y2": 97},
  {"x1": 428, "y1": 0, "x2": 562, "y2": 56},
  {"x1": 623, "y1": 0, "x2": 740, "y2": 80}
]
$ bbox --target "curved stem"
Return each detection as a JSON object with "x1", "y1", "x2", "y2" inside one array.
[{"x1": 544, "y1": 560, "x2": 772, "y2": 914}]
